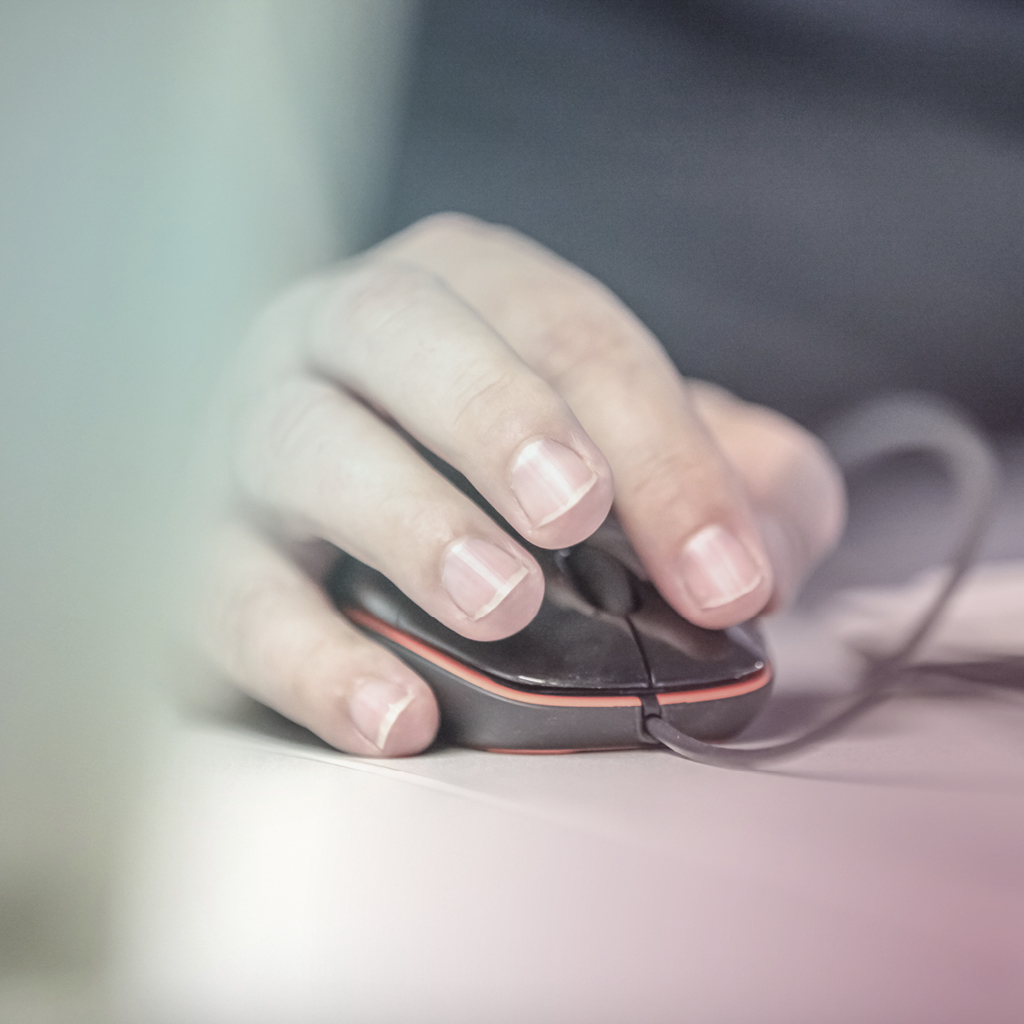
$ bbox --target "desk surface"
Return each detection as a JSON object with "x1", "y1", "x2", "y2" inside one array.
[{"x1": 113, "y1": 449, "x2": 1024, "y2": 1024}]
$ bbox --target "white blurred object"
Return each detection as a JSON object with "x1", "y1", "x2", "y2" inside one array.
[{"x1": 0, "y1": 3, "x2": 417, "y2": 1021}]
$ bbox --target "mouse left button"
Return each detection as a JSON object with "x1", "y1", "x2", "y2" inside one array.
[
  {"x1": 327, "y1": 555, "x2": 401, "y2": 628},
  {"x1": 564, "y1": 545, "x2": 637, "y2": 616}
]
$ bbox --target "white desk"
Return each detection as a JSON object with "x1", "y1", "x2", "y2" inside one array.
[{"x1": 113, "y1": 452, "x2": 1024, "y2": 1024}]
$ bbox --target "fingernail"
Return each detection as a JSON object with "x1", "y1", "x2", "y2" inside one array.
[
  {"x1": 350, "y1": 678, "x2": 418, "y2": 753},
  {"x1": 679, "y1": 524, "x2": 764, "y2": 610},
  {"x1": 510, "y1": 438, "x2": 597, "y2": 527},
  {"x1": 442, "y1": 538, "x2": 530, "y2": 620}
]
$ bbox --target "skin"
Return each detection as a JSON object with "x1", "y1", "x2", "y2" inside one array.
[{"x1": 201, "y1": 213, "x2": 847, "y2": 757}]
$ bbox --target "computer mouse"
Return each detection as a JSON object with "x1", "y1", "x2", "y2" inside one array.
[{"x1": 327, "y1": 536, "x2": 772, "y2": 753}]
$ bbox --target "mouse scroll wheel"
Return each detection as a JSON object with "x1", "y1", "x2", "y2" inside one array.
[{"x1": 565, "y1": 546, "x2": 638, "y2": 616}]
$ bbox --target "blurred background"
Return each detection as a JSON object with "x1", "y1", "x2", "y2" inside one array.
[
  {"x1": 0, "y1": 1, "x2": 1021, "y2": 1020},
  {"x1": 0, "y1": 3, "x2": 416, "y2": 1020},
  {"x1": 381, "y1": 0, "x2": 1024, "y2": 431}
]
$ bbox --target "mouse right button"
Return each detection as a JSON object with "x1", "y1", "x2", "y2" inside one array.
[{"x1": 631, "y1": 581, "x2": 766, "y2": 689}]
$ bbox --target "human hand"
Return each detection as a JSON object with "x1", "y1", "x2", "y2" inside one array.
[{"x1": 201, "y1": 214, "x2": 845, "y2": 756}]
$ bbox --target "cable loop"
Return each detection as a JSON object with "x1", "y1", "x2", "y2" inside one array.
[{"x1": 643, "y1": 393, "x2": 1003, "y2": 769}]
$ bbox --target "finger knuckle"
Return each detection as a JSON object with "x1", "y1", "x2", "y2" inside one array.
[
  {"x1": 239, "y1": 381, "x2": 335, "y2": 494},
  {"x1": 404, "y1": 212, "x2": 538, "y2": 263},
  {"x1": 448, "y1": 362, "x2": 522, "y2": 429},
  {"x1": 447, "y1": 361, "x2": 561, "y2": 454},
  {"x1": 290, "y1": 629, "x2": 354, "y2": 709},
  {"x1": 412, "y1": 210, "x2": 493, "y2": 247},
  {"x1": 331, "y1": 262, "x2": 441, "y2": 340},
  {"x1": 536, "y1": 305, "x2": 655, "y2": 386},
  {"x1": 628, "y1": 443, "x2": 728, "y2": 521}
]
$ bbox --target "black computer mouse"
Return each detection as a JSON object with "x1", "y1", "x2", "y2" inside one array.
[{"x1": 327, "y1": 536, "x2": 772, "y2": 753}]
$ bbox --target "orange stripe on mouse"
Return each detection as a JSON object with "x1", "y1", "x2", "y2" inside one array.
[{"x1": 344, "y1": 607, "x2": 770, "y2": 707}]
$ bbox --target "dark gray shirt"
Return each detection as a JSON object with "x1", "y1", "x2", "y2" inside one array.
[{"x1": 383, "y1": 0, "x2": 1024, "y2": 430}]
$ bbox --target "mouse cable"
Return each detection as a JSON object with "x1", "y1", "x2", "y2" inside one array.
[{"x1": 642, "y1": 393, "x2": 1003, "y2": 769}]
